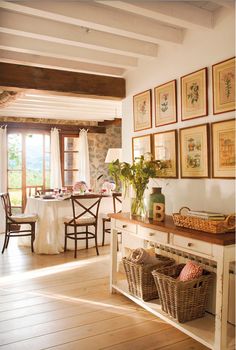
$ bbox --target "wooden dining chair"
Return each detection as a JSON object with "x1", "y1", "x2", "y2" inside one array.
[
  {"x1": 102, "y1": 192, "x2": 122, "y2": 248},
  {"x1": 64, "y1": 194, "x2": 102, "y2": 258},
  {"x1": 0, "y1": 193, "x2": 38, "y2": 254}
]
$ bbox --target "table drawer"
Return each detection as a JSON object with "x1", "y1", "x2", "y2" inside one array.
[
  {"x1": 171, "y1": 234, "x2": 212, "y2": 256},
  {"x1": 115, "y1": 220, "x2": 137, "y2": 234},
  {"x1": 138, "y1": 226, "x2": 168, "y2": 244}
]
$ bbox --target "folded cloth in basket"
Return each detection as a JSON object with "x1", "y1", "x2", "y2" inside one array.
[{"x1": 130, "y1": 248, "x2": 159, "y2": 265}]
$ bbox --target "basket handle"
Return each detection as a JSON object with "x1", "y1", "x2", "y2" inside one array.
[
  {"x1": 179, "y1": 207, "x2": 191, "y2": 215},
  {"x1": 225, "y1": 213, "x2": 236, "y2": 230}
]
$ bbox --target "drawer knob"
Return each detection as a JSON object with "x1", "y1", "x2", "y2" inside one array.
[
  {"x1": 149, "y1": 233, "x2": 155, "y2": 236},
  {"x1": 187, "y1": 242, "x2": 193, "y2": 247},
  {"x1": 122, "y1": 224, "x2": 127, "y2": 228}
]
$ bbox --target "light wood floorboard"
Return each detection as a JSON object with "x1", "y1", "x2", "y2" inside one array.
[{"x1": 0, "y1": 235, "x2": 208, "y2": 349}]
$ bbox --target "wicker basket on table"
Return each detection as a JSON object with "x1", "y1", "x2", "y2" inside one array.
[
  {"x1": 123, "y1": 255, "x2": 175, "y2": 301},
  {"x1": 152, "y1": 264, "x2": 213, "y2": 323},
  {"x1": 173, "y1": 207, "x2": 236, "y2": 234}
]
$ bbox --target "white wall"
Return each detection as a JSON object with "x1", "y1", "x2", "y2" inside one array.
[{"x1": 122, "y1": 7, "x2": 235, "y2": 215}]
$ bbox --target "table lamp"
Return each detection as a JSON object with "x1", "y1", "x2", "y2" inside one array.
[{"x1": 105, "y1": 148, "x2": 123, "y2": 163}]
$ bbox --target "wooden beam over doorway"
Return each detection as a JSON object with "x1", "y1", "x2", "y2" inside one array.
[
  {"x1": 2, "y1": 121, "x2": 106, "y2": 133},
  {"x1": 0, "y1": 63, "x2": 126, "y2": 99}
]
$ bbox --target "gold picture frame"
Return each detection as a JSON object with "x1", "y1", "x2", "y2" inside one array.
[
  {"x1": 133, "y1": 89, "x2": 152, "y2": 132},
  {"x1": 132, "y1": 134, "x2": 152, "y2": 161},
  {"x1": 153, "y1": 130, "x2": 178, "y2": 178},
  {"x1": 154, "y1": 80, "x2": 177, "y2": 127},
  {"x1": 212, "y1": 57, "x2": 235, "y2": 115},
  {"x1": 212, "y1": 119, "x2": 235, "y2": 178},
  {"x1": 181, "y1": 68, "x2": 208, "y2": 121},
  {"x1": 180, "y1": 124, "x2": 209, "y2": 178}
]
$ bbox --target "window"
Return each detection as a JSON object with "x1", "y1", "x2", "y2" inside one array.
[
  {"x1": 7, "y1": 131, "x2": 50, "y2": 212},
  {"x1": 61, "y1": 135, "x2": 79, "y2": 187}
]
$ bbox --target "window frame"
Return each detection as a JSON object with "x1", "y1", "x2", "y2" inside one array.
[{"x1": 60, "y1": 133, "x2": 80, "y2": 188}]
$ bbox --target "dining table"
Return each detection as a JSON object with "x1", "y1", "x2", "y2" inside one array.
[{"x1": 18, "y1": 194, "x2": 119, "y2": 254}]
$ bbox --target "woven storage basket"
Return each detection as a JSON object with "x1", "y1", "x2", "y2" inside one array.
[
  {"x1": 123, "y1": 255, "x2": 175, "y2": 301},
  {"x1": 152, "y1": 264, "x2": 213, "y2": 323},
  {"x1": 173, "y1": 207, "x2": 236, "y2": 234}
]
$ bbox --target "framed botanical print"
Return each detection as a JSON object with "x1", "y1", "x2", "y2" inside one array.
[
  {"x1": 181, "y1": 68, "x2": 208, "y2": 121},
  {"x1": 132, "y1": 134, "x2": 152, "y2": 161},
  {"x1": 212, "y1": 119, "x2": 235, "y2": 178},
  {"x1": 180, "y1": 124, "x2": 209, "y2": 178},
  {"x1": 212, "y1": 57, "x2": 235, "y2": 114},
  {"x1": 133, "y1": 89, "x2": 152, "y2": 132},
  {"x1": 153, "y1": 130, "x2": 178, "y2": 178},
  {"x1": 154, "y1": 80, "x2": 177, "y2": 127}
]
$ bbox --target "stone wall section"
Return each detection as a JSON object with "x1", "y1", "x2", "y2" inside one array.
[{"x1": 88, "y1": 125, "x2": 121, "y2": 190}]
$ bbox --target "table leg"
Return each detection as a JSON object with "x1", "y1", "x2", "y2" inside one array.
[
  {"x1": 110, "y1": 218, "x2": 118, "y2": 294},
  {"x1": 214, "y1": 246, "x2": 231, "y2": 350}
]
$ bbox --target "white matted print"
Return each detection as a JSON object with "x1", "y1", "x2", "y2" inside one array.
[
  {"x1": 180, "y1": 124, "x2": 209, "y2": 178},
  {"x1": 155, "y1": 80, "x2": 177, "y2": 127},
  {"x1": 153, "y1": 130, "x2": 178, "y2": 178},
  {"x1": 132, "y1": 134, "x2": 152, "y2": 161},
  {"x1": 181, "y1": 68, "x2": 207, "y2": 121},
  {"x1": 133, "y1": 89, "x2": 152, "y2": 132}
]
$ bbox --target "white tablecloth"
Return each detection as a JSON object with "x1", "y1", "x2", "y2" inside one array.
[{"x1": 19, "y1": 196, "x2": 118, "y2": 254}]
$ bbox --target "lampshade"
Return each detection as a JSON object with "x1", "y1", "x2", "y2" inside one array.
[{"x1": 105, "y1": 148, "x2": 122, "y2": 163}]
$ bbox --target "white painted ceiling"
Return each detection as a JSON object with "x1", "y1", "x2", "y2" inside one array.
[{"x1": 0, "y1": 0, "x2": 233, "y2": 122}]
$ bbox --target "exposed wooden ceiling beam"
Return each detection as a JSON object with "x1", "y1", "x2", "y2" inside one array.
[
  {"x1": 0, "y1": 9, "x2": 158, "y2": 58},
  {"x1": 97, "y1": 1, "x2": 213, "y2": 29},
  {"x1": 6, "y1": 102, "x2": 119, "y2": 112},
  {"x1": 0, "y1": 33, "x2": 138, "y2": 69},
  {"x1": 0, "y1": 63, "x2": 126, "y2": 99},
  {"x1": 0, "y1": 1, "x2": 183, "y2": 44},
  {"x1": 210, "y1": 0, "x2": 235, "y2": 9},
  {"x1": 0, "y1": 49, "x2": 125, "y2": 77},
  {"x1": 2, "y1": 112, "x2": 117, "y2": 123},
  {"x1": 98, "y1": 118, "x2": 122, "y2": 127}
]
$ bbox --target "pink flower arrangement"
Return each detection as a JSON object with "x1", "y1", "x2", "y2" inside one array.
[{"x1": 73, "y1": 181, "x2": 88, "y2": 192}]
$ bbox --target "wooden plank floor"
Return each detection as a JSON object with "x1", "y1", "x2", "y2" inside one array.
[{"x1": 0, "y1": 235, "x2": 208, "y2": 350}]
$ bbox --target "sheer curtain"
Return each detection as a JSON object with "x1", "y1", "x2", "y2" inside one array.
[
  {"x1": 50, "y1": 128, "x2": 62, "y2": 189},
  {"x1": 78, "y1": 129, "x2": 90, "y2": 187},
  {"x1": 0, "y1": 126, "x2": 7, "y2": 232}
]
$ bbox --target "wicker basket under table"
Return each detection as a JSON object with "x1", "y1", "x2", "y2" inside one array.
[
  {"x1": 152, "y1": 264, "x2": 213, "y2": 323},
  {"x1": 123, "y1": 255, "x2": 175, "y2": 301}
]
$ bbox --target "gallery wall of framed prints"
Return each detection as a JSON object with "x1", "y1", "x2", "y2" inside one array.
[{"x1": 132, "y1": 57, "x2": 235, "y2": 180}]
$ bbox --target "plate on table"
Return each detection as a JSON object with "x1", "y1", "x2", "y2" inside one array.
[{"x1": 42, "y1": 195, "x2": 55, "y2": 200}]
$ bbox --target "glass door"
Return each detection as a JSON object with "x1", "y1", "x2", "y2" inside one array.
[{"x1": 7, "y1": 131, "x2": 50, "y2": 212}]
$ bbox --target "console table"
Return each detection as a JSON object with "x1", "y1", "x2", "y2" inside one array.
[{"x1": 109, "y1": 213, "x2": 235, "y2": 350}]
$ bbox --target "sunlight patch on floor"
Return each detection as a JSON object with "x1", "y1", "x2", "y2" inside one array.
[
  {"x1": 0, "y1": 254, "x2": 108, "y2": 285},
  {"x1": 0, "y1": 285, "x2": 165, "y2": 323}
]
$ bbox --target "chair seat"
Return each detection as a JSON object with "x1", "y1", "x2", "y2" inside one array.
[
  {"x1": 10, "y1": 213, "x2": 38, "y2": 223},
  {"x1": 64, "y1": 216, "x2": 96, "y2": 225}
]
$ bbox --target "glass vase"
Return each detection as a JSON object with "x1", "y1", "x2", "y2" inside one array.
[{"x1": 131, "y1": 195, "x2": 146, "y2": 217}]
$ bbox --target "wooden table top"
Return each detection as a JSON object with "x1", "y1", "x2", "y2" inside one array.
[{"x1": 108, "y1": 212, "x2": 235, "y2": 246}]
